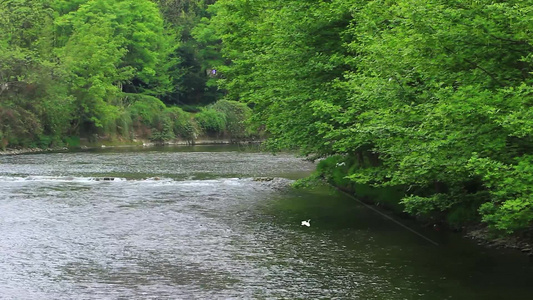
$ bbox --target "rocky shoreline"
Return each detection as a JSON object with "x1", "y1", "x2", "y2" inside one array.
[
  {"x1": 465, "y1": 226, "x2": 533, "y2": 256},
  {"x1": 0, "y1": 147, "x2": 69, "y2": 156},
  {"x1": 0, "y1": 138, "x2": 262, "y2": 156}
]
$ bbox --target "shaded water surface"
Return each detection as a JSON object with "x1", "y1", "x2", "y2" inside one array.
[{"x1": 1, "y1": 146, "x2": 532, "y2": 299}]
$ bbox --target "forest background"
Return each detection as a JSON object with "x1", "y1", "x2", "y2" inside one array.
[{"x1": 0, "y1": 0, "x2": 251, "y2": 148}]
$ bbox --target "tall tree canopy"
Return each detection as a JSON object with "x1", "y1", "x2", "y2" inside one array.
[
  {"x1": 55, "y1": 0, "x2": 177, "y2": 129},
  {"x1": 156, "y1": 0, "x2": 223, "y2": 105},
  {"x1": 205, "y1": 0, "x2": 533, "y2": 233},
  {"x1": 0, "y1": 0, "x2": 73, "y2": 146}
]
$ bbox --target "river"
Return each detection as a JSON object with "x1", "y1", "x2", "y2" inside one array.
[{"x1": 0, "y1": 145, "x2": 532, "y2": 299}]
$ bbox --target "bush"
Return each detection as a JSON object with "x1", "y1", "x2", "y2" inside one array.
[
  {"x1": 212, "y1": 100, "x2": 252, "y2": 138},
  {"x1": 0, "y1": 130, "x2": 5, "y2": 150},
  {"x1": 35, "y1": 135, "x2": 54, "y2": 148},
  {"x1": 64, "y1": 136, "x2": 81, "y2": 147},
  {"x1": 0, "y1": 106, "x2": 43, "y2": 148},
  {"x1": 446, "y1": 197, "x2": 485, "y2": 229},
  {"x1": 127, "y1": 95, "x2": 166, "y2": 127},
  {"x1": 194, "y1": 108, "x2": 226, "y2": 135},
  {"x1": 116, "y1": 110, "x2": 133, "y2": 138},
  {"x1": 180, "y1": 104, "x2": 202, "y2": 113},
  {"x1": 41, "y1": 93, "x2": 75, "y2": 141},
  {"x1": 150, "y1": 113, "x2": 175, "y2": 142},
  {"x1": 166, "y1": 106, "x2": 196, "y2": 140}
]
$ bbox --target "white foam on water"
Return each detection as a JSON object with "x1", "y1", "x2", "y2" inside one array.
[
  {"x1": 0, "y1": 176, "x2": 292, "y2": 193},
  {"x1": 176, "y1": 178, "x2": 243, "y2": 187},
  {"x1": 0, "y1": 176, "x2": 128, "y2": 183}
]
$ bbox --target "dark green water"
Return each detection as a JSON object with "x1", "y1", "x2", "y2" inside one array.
[{"x1": 0, "y1": 145, "x2": 532, "y2": 299}]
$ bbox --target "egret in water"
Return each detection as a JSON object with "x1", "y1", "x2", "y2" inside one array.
[{"x1": 301, "y1": 219, "x2": 311, "y2": 227}]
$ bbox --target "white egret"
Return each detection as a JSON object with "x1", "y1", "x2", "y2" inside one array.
[{"x1": 301, "y1": 219, "x2": 311, "y2": 227}]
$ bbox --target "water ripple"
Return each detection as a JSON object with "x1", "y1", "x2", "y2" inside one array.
[{"x1": 1, "y1": 147, "x2": 532, "y2": 299}]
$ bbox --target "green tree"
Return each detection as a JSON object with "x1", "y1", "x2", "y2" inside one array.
[
  {"x1": 207, "y1": 0, "x2": 352, "y2": 154},
  {"x1": 0, "y1": 0, "x2": 74, "y2": 147},
  {"x1": 156, "y1": 0, "x2": 223, "y2": 105},
  {"x1": 336, "y1": 0, "x2": 533, "y2": 232},
  {"x1": 56, "y1": 0, "x2": 177, "y2": 132},
  {"x1": 207, "y1": 0, "x2": 533, "y2": 232}
]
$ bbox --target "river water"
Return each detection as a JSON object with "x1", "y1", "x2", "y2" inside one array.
[{"x1": 0, "y1": 145, "x2": 532, "y2": 299}]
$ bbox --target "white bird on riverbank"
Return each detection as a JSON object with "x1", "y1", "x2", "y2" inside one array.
[{"x1": 301, "y1": 219, "x2": 311, "y2": 227}]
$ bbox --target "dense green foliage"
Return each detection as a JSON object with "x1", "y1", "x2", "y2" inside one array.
[
  {"x1": 211, "y1": 100, "x2": 252, "y2": 139},
  {"x1": 155, "y1": 0, "x2": 224, "y2": 104},
  {"x1": 0, "y1": 0, "x2": 254, "y2": 149},
  {"x1": 193, "y1": 99, "x2": 253, "y2": 138},
  {"x1": 194, "y1": 107, "x2": 226, "y2": 134},
  {"x1": 205, "y1": 0, "x2": 533, "y2": 233},
  {"x1": 3, "y1": 0, "x2": 532, "y2": 233}
]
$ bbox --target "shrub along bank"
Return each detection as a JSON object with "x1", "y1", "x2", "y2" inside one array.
[
  {"x1": 314, "y1": 155, "x2": 482, "y2": 230},
  {"x1": 0, "y1": 98, "x2": 256, "y2": 150}
]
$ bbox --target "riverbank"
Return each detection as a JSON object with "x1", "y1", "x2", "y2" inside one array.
[
  {"x1": 0, "y1": 147, "x2": 69, "y2": 156},
  {"x1": 0, "y1": 99, "x2": 258, "y2": 153},
  {"x1": 329, "y1": 179, "x2": 533, "y2": 256},
  {"x1": 314, "y1": 156, "x2": 533, "y2": 256},
  {"x1": 333, "y1": 184, "x2": 533, "y2": 256},
  {"x1": 466, "y1": 226, "x2": 533, "y2": 256},
  {"x1": 0, "y1": 137, "x2": 262, "y2": 156}
]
